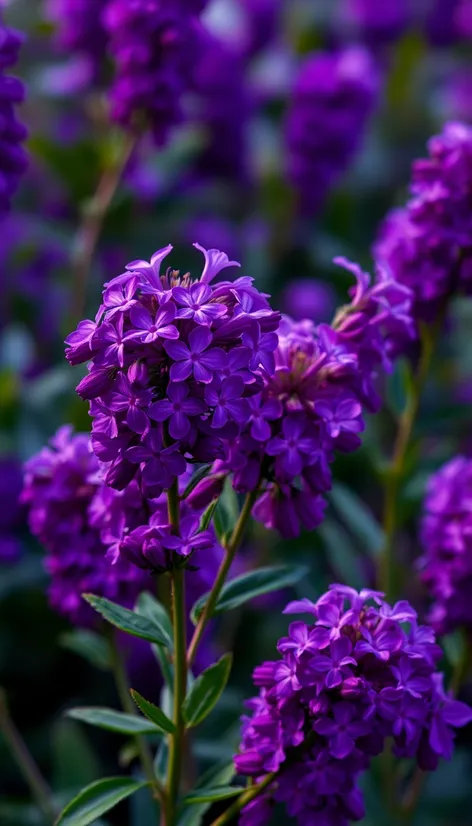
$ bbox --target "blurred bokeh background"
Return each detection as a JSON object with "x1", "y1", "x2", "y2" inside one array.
[{"x1": 2, "y1": 0, "x2": 472, "y2": 823}]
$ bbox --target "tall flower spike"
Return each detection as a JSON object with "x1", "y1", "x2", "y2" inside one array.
[
  {"x1": 235, "y1": 587, "x2": 472, "y2": 826},
  {"x1": 375, "y1": 121, "x2": 472, "y2": 326},
  {"x1": 419, "y1": 455, "x2": 472, "y2": 634},
  {"x1": 190, "y1": 258, "x2": 413, "y2": 538},
  {"x1": 66, "y1": 243, "x2": 280, "y2": 524},
  {"x1": 284, "y1": 46, "x2": 380, "y2": 216},
  {"x1": 0, "y1": 12, "x2": 28, "y2": 217},
  {"x1": 103, "y1": 0, "x2": 201, "y2": 146}
]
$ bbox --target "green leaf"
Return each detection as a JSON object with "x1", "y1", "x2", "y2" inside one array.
[
  {"x1": 183, "y1": 654, "x2": 232, "y2": 728},
  {"x1": 60, "y1": 630, "x2": 111, "y2": 671},
  {"x1": 134, "y1": 593, "x2": 173, "y2": 649},
  {"x1": 180, "y1": 465, "x2": 212, "y2": 500},
  {"x1": 183, "y1": 786, "x2": 244, "y2": 804},
  {"x1": 198, "y1": 499, "x2": 218, "y2": 532},
  {"x1": 82, "y1": 595, "x2": 170, "y2": 647},
  {"x1": 52, "y1": 720, "x2": 100, "y2": 791},
  {"x1": 319, "y1": 521, "x2": 364, "y2": 591},
  {"x1": 213, "y1": 479, "x2": 239, "y2": 544},
  {"x1": 443, "y1": 630, "x2": 467, "y2": 669},
  {"x1": 154, "y1": 739, "x2": 169, "y2": 786},
  {"x1": 191, "y1": 565, "x2": 308, "y2": 624},
  {"x1": 67, "y1": 707, "x2": 159, "y2": 735},
  {"x1": 177, "y1": 763, "x2": 236, "y2": 826},
  {"x1": 129, "y1": 690, "x2": 176, "y2": 734},
  {"x1": 56, "y1": 777, "x2": 147, "y2": 826},
  {"x1": 329, "y1": 484, "x2": 384, "y2": 558}
]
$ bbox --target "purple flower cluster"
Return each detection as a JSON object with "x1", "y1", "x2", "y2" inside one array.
[
  {"x1": 22, "y1": 425, "x2": 227, "y2": 621},
  {"x1": 45, "y1": 0, "x2": 108, "y2": 61},
  {"x1": 103, "y1": 0, "x2": 201, "y2": 146},
  {"x1": 66, "y1": 243, "x2": 279, "y2": 567},
  {"x1": 284, "y1": 47, "x2": 379, "y2": 216},
  {"x1": 375, "y1": 122, "x2": 472, "y2": 325},
  {"x1": 0, "y1": 14, "x2": 28, "y2": 217},
  {"x1": 339, "y1": 0, "x2": 410, "y2": 46},
  {"x1": 0, "y1": 457, "x2": 23, "y2": 564},
  {"x1": 192, "y1": 35, "x2": 252, "y2": 184},
  {"x1": 21, "y1": 426, "x2": 150, "y2": 625},
  {"x1": 419, "y1": 456, "x2": 472, "y2": 635},
  {"x1": 235, "y1": 586, "x2": 472, "y2": 826},
  {"x1": 191, "y1": 258, "x2": 413, "y2": 538}
]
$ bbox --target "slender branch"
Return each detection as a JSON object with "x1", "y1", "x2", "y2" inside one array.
[
  {"x1": 70, "y1": 130, "x2": 138, "y2": 322},
  {"x1": 109, "y1": 633, "x2": 164, "y2": 807},
  {"x1": 379, "y1": 321, "x2": 437, "y2": 600},
  {"x1": 166, "y1": 480, "x2": 187, "y2": 825},
  {"x1": 187, "y1": 487, "x2": 259, "y2": 668},
  {"x1": 0, "y1": 687, "x2": 55, "y2": 823},
  {"x1": 209, "y1": 773, "x2": 276, "y2": 826}
]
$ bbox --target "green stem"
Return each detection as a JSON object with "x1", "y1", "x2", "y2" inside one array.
[
  {"x1": 166, "y1": 481, "x2": 187, "y2": 825},
  {"x1": 187, "y1": 488, "x2": 259, "y2": 668},
  {"x1": 109, "y1": 633, "x2": 164, "y2": 807},
  {"x1": 379, "y1": 322, "x2": 436, "y2": 601},
  {"x1": 209, "y1": 773, "x2": 276, "y2": 826},
  {"x1": 0, "y1": 687, "x2": 55, "y2": 823}
]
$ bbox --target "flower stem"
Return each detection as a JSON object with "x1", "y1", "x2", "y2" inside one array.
[
  {"x1": 0, "y1": 687, "x2": 55, "y2": 823},
  {"x1": 209, "y1": 773, "x2": 276, "y2": 826},
  {"x1": 379, "y1": 322, "x2": 436, "y2": 601},
  {"x1": 187, "y1": 488, "x2": 259, "y2": 668},
  {"x1": 109, "y1": 633, "x2": 164, "y2": 808},
  {"x1": 70, "y1": 130, "x2": 137, "y2": 323},
  {"x1": 166, "y1": 481, "x2": 187, "y2": 825}
]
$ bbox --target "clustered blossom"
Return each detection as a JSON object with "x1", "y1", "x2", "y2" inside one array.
[
  {"x1": 0, "y1": 457, "x2": 23, "y2": 564},
  {"x1": 103, "y1": 1, "x2": 202, "y2": 146},
  {"x1": 21, "y1": 426, "x2": 149, "y2": 625},
  {"x1": 235, "y1": 586, "x2": 472, "y2": 826},
  {"x1": 284, "y1": 47, "x2": 379, "y2": 216},
  {"x1": 192, "y1": 35, "x2": 252, "y2": 184},
  {"x1": 338, "y1": 0, "x2": 410, "y2": 46},
  {"x1": 375, "y1": 121, "x2": 472, "y2": 325},
  {"x1": 0, "y1": 13, "x2": 28, "y2": 217},
  {"x1": 191, "y1": 257, "x2": 413, "y2": 538},
  {"x1": 65, "y1": 243, "x2": 279, "y2": 567},
  {"x1": 419, "y1": 456, "x2": 472, "y2": 634},
  {"x1": 45, "y1": 0, "x2": 108, "y2": 61},
  {"x1": 22, "y1": 425, "x2": 225, "y2": 622}
]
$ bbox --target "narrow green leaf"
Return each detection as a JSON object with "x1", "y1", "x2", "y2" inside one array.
[
  {"x1": 82, "y1": 595, "x2": 170, "y2": 647},
  {"x1": 154, "y1": 739, "x2": 169, "y2": 786},
  {"x1": 129, "y1": 690, "x2": 176, "y2": 734},
  {"x1": 134, "y1": 593, "x2": 173, "y2": 649},
  {"x1": 177, "y1": 763, "x2": 235, "y2": 826},
  {"x1": 180, "y1": 464, "x2": 212, "y2": 500},
  {"x1": 183, "y1": 786, "x2": 244, "y2": 804},
  {"x1": 199, "y1": 499, "x2": 218, "y2": 532},
  {"x1": 183, "y1": 654, "x2": 232, "y2": 728},
  {"x1": 151, "y1": 643, "x2": 174, "y2": 686},
  {"x1": 191, "y1": 565, "x2": 308, "y2": 624},
  {"x1": 66, "y1": 707, "x2": 159, "y2": 735},
  {"x1": 329, "y1": 484, "x2": 384, "y2": 558},
  {"x1": 319, "y1": 521, "x2": 364, "y2": 591},
  {"x1": 56, "y1": 777, "x2": 147, "y2": 826},
  {"x1": 60, "y1": 630, "x2": 111, "y2": 671}
]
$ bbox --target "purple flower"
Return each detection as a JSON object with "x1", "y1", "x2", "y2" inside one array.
[
  {"x1": 266, "y1": 416, "x2": 318, "y2": 478},
  {"x1": 310, "y1": 637, "x2": 357, "y2": 689},
  {"x1": 248, "y1": 395, "x2": 282, "y2": 442},
  {"x1": 314, "y1": 397, "x2": 364, "y2": 439},
  {"x1": 173, "y1": 282, "x2": 227, "y2": 325},
  {"x1": 205, "y1": 377, "x2": 249, "y2": 429},
  {"x1": 126, "y1": 302, "x2": 179, "y2": 343},
  {"x1": 160, "y1": 516, "x2": 214, "y2": 558},
  {"x1": 149, "y1": 383, "x2": 206, "y2": 439},
  {"x1": 0, "y1": 16, "x2": 28, "y2": 217},
  {"x1": 313, "y1": 702, "x2": 371, "y2": 759},
  {"x1": 165, "y1": 327, "x2": 226, "y2": 383},
  {"x1": 126, "y1": 430, "x2": 186, "y2": 493},
  {"x1": 419, "y1": 455, "x2": 472, "y2": 634}
]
